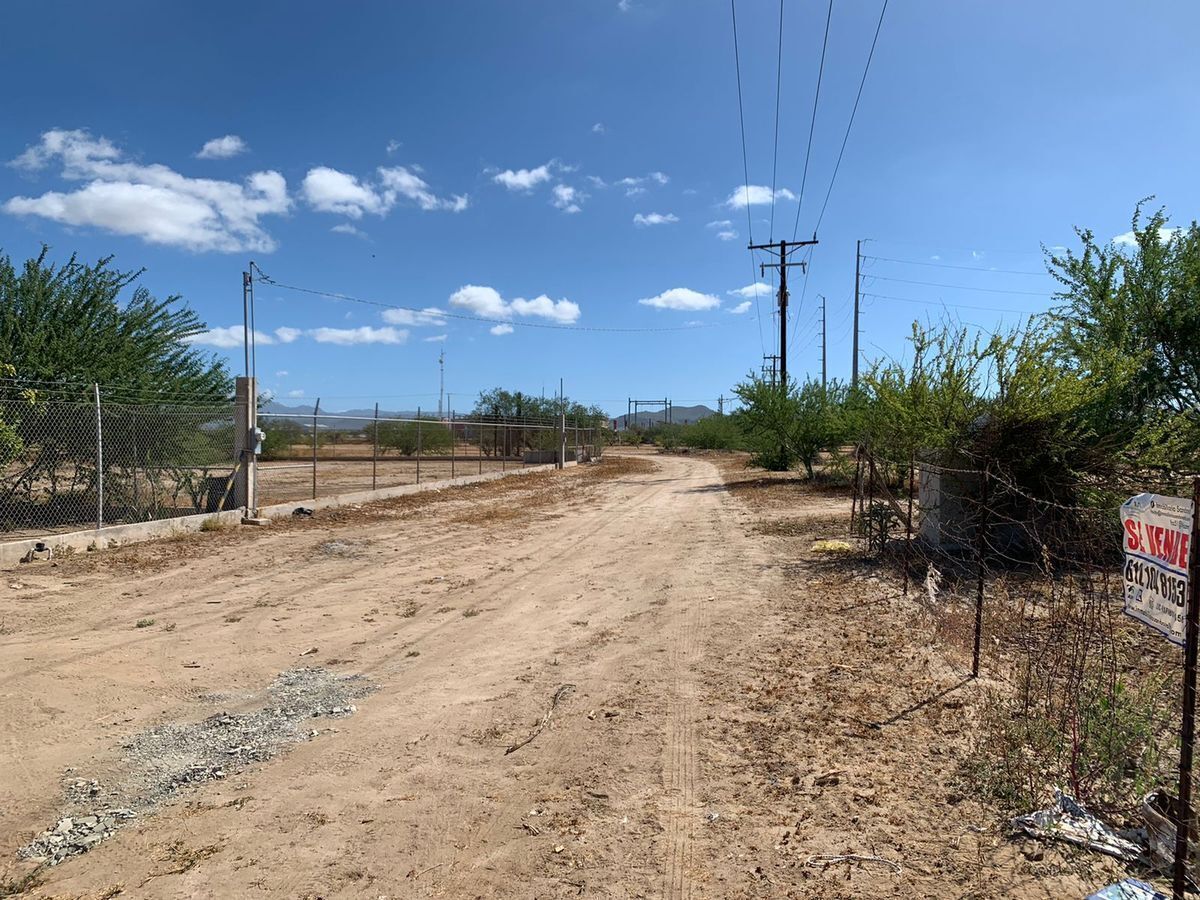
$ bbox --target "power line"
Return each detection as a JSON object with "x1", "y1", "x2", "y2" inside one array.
[
  {"x1": 254, "y1": 270, "x2": 715, "y2": 334},
  {"x1": 813, "y1": 0, "x2": 890, "y2": 235},
  {"x1": 863, "y1": 255, "x2": 1046, "y2": 276},
  {"x1": 768, "y1": 0, "x2": 785, "y2": 242},
  {"x1": 791, "y1": 0, "x2": 833, "y2": 242},
  {"x1": 730, "y1": 0, "x2": 766, "y2": 355},
  {"x1": 861, "y1": 292, "x2": 1045, "y2": 315},
  {"x1": 865, "y1": 274, "x2": 1050, "y2": 296}
]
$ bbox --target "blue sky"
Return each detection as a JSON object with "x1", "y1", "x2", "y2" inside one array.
[{"x1": 2, "y1": 1, "x2": 1198, "y2": 415}]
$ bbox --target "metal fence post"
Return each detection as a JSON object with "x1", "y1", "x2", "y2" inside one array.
[
  {"x1": 94, "y1": 383, "x2": 103, "y2": 529},
  {"x1": 501, "y1": 416, "x2": 506, "y2": 472},
  {"x1": 971, "y1": 465, "x2": 990, "y2": 679},
  {"x1": 311, "y1": 398, "x2": 320, "y2": 500},
  {"x1": 1172, "y1": 476, "x2": 1200, "y2": 899},
  {"x1": 903, "y1": 453, "x2": 915, "y2": 596},
  {"x1": 451, "y1": 409, "x2": 456, "y2": 479},
  {"x1": 372, "y1": 402, "x2": 379, "y2": 491},
  {"x1": 416, "y1": 407, "x2": 422, "y2": 484}
]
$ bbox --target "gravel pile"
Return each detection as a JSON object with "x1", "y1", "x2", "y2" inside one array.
[{"x1": 21, "y1": 667, "x2": 374, "y2": 866}]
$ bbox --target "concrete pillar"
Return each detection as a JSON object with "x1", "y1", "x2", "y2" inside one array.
[{"x1": 233, "y1": 376, "x2": 257, "y2": 513}]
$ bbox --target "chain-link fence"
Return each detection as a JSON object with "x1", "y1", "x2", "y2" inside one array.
[
  {"x1": 256, "y1": 408, "x2": 602, "y2": 506},
  {"x1": 1, "y1": 383, "x2": 608, "y2": 538},
  {"x1": 1, "y1": 390, "x2": 235, "y2": 538}
]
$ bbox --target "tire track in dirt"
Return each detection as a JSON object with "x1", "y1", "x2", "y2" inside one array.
[{"x1": 661, "y1": 503, "x2": 706, "y2": 899}]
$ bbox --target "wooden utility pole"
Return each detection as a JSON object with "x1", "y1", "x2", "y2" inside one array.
[
  {"x1": 852, "y1": 239, "x2": 861, "y2": 388},
  {"x1": 748, "y1": 238, "x2": 818, "y2": 393}
]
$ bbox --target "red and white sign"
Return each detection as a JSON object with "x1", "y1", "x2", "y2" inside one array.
[{"x1": 1122, "y1": 492, "x2": 1194, "y2": 645}]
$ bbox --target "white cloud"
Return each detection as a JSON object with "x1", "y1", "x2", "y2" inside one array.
[
  {"x1": 650, "y1": 172, "x2": 669, "y2": 185},
  {"x1": 625, "y1": 186, "x2": 646, "y2": 197},
  {"x1": 707, "y1": 219, "x2": 738, "y2": 241},
  {"x1": 638, "y1": 288, "x2": 720, "y2": 311},
  {"x1": 331, "y1": 222, "x2": 367, "y2": 238},
  {"x1": 449, "y1": 284, "x2": 581, "y2": 324},
  {"x1": 492, "y1": 163, "x2": 554, "y2": 191},
  {"x1": 728, "y1": 300, "x2": 752, "y2": 314},
  {"x1": 379, "y1": 166, "x2": 468, "y2": 212},
  {"x1": 592, "y1": 123, "x2": 606, "y2": 134},
  {"x1": 1113, "y1": 227, "x2": 1181, "y2": 247},
  {"x1": 586, "y1": 175, "x2": 607, "y2": 188},
  {"x1": 552, "y1": 183, "x2": 583, "y2": 214},
  {"x1": 386, "y1": 139, "x2": 402, "y2": 155},
  {"x1": 723, "y1": 184, "x2": 797, "y2": 209},
  {"x1": 422, "y1": 333, "x2": 448, "y2": 342},
  {"x1": 275, "y1": 370, "x2": 289, "y2": 377},
  {"x1": 309, "y1": 326, "x2": 408, "y2": 345},
  {"x1": 510, "y1": 295, "x2": 581, "y2": 323},
  {"x1": 490, "y1": 323, "x2": 514, "y2": 336},
  {"x1": 4, "y1": 129, "x2": 290, "y2": 252},
  {"x1": 302, "y1": 164, "x2": 466, "y2": 217},
  {"x1": 449, "y1": 284, "x2": 509, "y2": 318},
  {"x1": 187, "y1": 325, "x2": 276, "y2": 348},
  {"x1": 930, "y1": 254, "x2": 942, "y2": 261},
  {"x1": 618, "y1": 0, "x2": 632, "y2": 10},
  {"x1": 287, "y1": 389, "x2": 306, "y2": 398},
  {"x1": 381, "y1": 307, "x2": 447, "y2": 327},
  {"x1": 196, "y1": 135, "x2": 248, "y2": 160},
  {"x1": 274, "y1": 326, "x2": 302, "y2": 343},
  {"x1": 728, "y1": 282, "x2": 772, "y2": 299},
  {"x1": 633, "y1": 212, "x2": 678, "y2": 227}
]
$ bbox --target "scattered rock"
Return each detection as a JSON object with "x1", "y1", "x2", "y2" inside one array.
[{"x1": 20, "y1": 667, "x2": 374, "y2": 866}]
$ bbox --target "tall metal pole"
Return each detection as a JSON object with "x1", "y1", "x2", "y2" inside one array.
[
  {"x1": 94, "y1": 383, "x2": 103, "y2": 530},
  {"x1": 242, "y1": 272, "x2": 251, "y2": 379},
  {"x1": 372, "y1": 402, "x2": 379, "y2": 491},
  {"x1": 852, "y1": 239, "x2": 861, "y2": 388},
  {"x1": 438, "y1": 350, "x2": 445, "y2": 420},
  {"x1": 311, "y1": 398, "x2": 320, "y2": 500},
  {"x1": 416, "y1": 406, "x2": 422, "y2": 484},
  {"x1": 820, "y1": 294, "x2": 827, "y2": 390},
  {"x1": 1172, "y1": 476, "x2": 1200, "y2": 898},
  {"x1": 247, "y1": 267, "x2": 257, "y2": 382}
]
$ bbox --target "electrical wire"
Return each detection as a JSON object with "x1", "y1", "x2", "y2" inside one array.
[
  {"x1": 791, "y1": 0, "x2": 833, "y2": 242},
  {"x1": 860, "y1": 292, "x2": 1045, "y2": 315},
  {"x1": 731, "y1": 0, "x2": 766, "y2": 356},
  {"x1": 813, "y1": 0, "x2": 890, "y2": 235},
  {"x1": 768, "y1": 0, "x2": 785, "y2": 242},
  {"x1": 866, "y1": 275, "x2": 1050, "y2": 297},
  {"x1": 862, "y1": 255, "x2": 1046, "y2": 276},
  {"x1": 253, "y1": 271, "x2": 715, "y2": 334}
]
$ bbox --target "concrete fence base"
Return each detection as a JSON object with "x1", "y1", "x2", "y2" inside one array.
[{"x1": 0, "y1": 461, "x2": 571, "y2": 570}]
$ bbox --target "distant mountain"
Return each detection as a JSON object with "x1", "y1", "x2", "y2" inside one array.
[
  {"x1": 613, "y1": 404, "x2": 718, "y2": 430},
  {"x1": 261, "y1": 400, "x2": 421, "y2": 428}
]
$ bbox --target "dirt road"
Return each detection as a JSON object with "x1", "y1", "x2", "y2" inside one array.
[
  {"x1": 1, "y1": 452, "x2": 773, "y2": 898},
  {"x1": 0, "y1": 451, "x2": 1120, "y2": 898}
]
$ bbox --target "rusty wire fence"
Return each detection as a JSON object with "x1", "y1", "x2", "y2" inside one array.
[{"x1": 848, "y1": 443, "x2": 1193, "y2": 827}]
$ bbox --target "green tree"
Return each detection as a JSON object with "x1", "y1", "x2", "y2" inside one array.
[
  {"x1": 1047, "y1": 203, "x2": 1200, "y2": 473},
  {"x1": 0, "y1": 247, "x2": 231, "y2": 397},
  {"x1": 734, "y1": 377, "x2": 849, "y2": 475}
]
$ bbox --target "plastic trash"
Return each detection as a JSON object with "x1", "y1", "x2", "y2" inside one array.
[
  {"x1": 1086, "y1": 879, "x2": 1167, "y2": 900},
  {"x1": 1141, "y1": 788, "x2": 1199, "y2": 883},
  {"x1": 1011, "y1": 790, "x2": 1144, "y2": 862}
]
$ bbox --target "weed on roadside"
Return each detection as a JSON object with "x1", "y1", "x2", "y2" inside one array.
[{"x1": 135, "y1": 618, "x2": 155, "y2": 628}]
